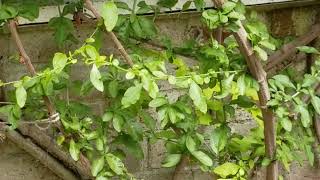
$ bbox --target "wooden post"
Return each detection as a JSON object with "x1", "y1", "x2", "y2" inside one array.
[{"x1": 212, "y1": 1, "x2": 278, "y2": 179}]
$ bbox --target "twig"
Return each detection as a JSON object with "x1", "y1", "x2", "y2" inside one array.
[
  {"x1": 84, "y1": 0, "x2": 134, "y2": 67},
  {"x1": 212, "y1": 1, "x2": 278, "y2": 180},
  {"x1": 7, "y1": 20, "x2": 93, "y2": 179},
  {"x1": 0, "y1": 113, "x2": 60, "y2": 126},
  {"x1": 8, "y1": 20, "x2": 56, "y2": 117}
]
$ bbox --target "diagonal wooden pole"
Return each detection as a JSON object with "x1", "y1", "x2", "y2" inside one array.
[
  {"x1": 84, "y1": 0, "x2": 134, "y2": 67},
  {"x1": 7, "y1": 20, "x2": 92, "y2": 179},
  {"x1": 211, "y1": 1, "x2": 278, "y2": 180},
  {"x1": 8, "y1": 20, "x2": 56, "y2": 116},
  {"x1": 266, "y1": 23, "x2": 320, "y2": 71}
]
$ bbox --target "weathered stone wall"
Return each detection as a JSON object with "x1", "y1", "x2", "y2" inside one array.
[{"x1": 0, "y1": 4, "x2": 320, "y2": 180}]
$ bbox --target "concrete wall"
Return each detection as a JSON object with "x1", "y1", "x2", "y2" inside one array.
[{"x1": 0, "y1": 4, "x2": 320, "y2": 180}]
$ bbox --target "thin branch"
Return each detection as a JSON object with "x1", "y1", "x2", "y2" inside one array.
[
  {"x1": 0, "y1": 113, "x2": 60, "y2": 126},
  {"x1": 7, "y1": 20, "x2": 92, "y2": 179},
  {"x1": 266, "y1": 23, "x2": 320, "y2": 71},
  {"x1": 84, "y1": 0, "x2": 134, "y2": 67},
  {"x1": 212, "y1": 1, "x2": 278, "y2": 180},
  {"x1": 215, "y1": 27, "x2": 223, "y2": 44},
  {"x1": 267, "y1": 52, "x2": 306, "y2": 77},
  {"x1": 8, "y1": 20, "x2": 56, "y2": 116}
]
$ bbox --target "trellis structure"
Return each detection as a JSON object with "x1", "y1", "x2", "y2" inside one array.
[{"x1": 1, "y1": 0, "x2": 320, "y2": 180}]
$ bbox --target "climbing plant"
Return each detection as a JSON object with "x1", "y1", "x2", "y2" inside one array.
[{"x1": 0, "y1": 0, "x2": 320, "y2": 180}]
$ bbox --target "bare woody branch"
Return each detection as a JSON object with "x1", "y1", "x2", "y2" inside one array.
[
  {"x1": 212, "y1": 1, "x2": 278, "y2": 180},
  {"x1": 84, "y1": 0, "x2": 134, "y2": 67},
  {"x1": 266, "y1": 23, "x2": 320, "y2": 71}
]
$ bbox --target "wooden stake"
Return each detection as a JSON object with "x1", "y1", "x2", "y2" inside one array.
[
  {"x1": 212, "y1": 1, "x2": 278, "y2": 180},
  {"x1": 84, "y1": 0, "x2": 134, "y2": 67}
]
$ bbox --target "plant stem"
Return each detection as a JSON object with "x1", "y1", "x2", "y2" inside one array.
[
  {"x1": 132, "y1": 0, "x2": 138, "y2": 14},
  {"x1": 84, "y1": 0, "x2": 134, "y2": 66},
  {"x1": 212, "y1": 1, "x2": 278, "y2": 180}
]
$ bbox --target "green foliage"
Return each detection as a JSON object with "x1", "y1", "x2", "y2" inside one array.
[
  {"x1": 101, "y1": 1, "x2": 118, "y2": 32},
  {"x1": 1, "y1": 1, "x2": 319, "y2": 180},
  {"x1": 202, "y1": 0, "x2": 245, "y2": 31}
]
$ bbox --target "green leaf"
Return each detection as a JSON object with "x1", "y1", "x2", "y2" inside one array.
[
  {"x1": 106, "y1": 154, "x2": 124, "y2": 175},
  {"x1": 157, "y1": 0, "x2": 178, "y2": 8},
  {"x1": 96, "y1": 176, "x2": 108, "y2": 180},
  {"x1": 108, "y1": 80, "x2": 118, "y2": 98},
  {"x1": 90, "y1": 64, "x2": 104, "y2": 92},
  {"x1": 102, "y1": 111, "x2": 113, "y2": 122},
  {"x1": 302, "y1": 74, "x2": 317, "y2": 87},
  {"x1": 261, "y1": 157, "x2": 271, "y2": 167},
  {"x1": 191, "y1": 151, "x2": 213, "y2": 166},
  {"x1": 138, "y1": 16, "x2": 157, "y2": 38},
  {"x1": 91, "y1": 156, "x2": 105, "y2": 177},
  {"x1": 48, "y1": 16, "x2": 76, "y2": 46},
  {"x1": 167, "y1": 107, "x2": 177, "y2": 123},
  {"x1": 125, "y1": 71, "x2": 135, "y2": 80},
  {"x1": 210, "y1": 126, "x2": 229, "y2": 154},
  {"x1": 113, "y1": 114, "x2": 124, "y2": 132},
  {"x1": 69, "y1": 139, "x2": 80, "y2": 161},
  {"x1": 222, "y1": 1, "x2": 236, "y2": 13},
  {"x1": 0, "y1": 5, "x2": 18, "y2": 20},
  {"x1": 18, "y1": 1, "x2": 39, "y2": 21},
  {"x1": 297, "y1": 46, "x2": 319, "y2": 54},
  {"x1": 182, "y1": 1, "x2": 192, "y2": 11},
  {"x1": 237, "y1": 74, "x2": 246, "y2": 96},
  {"x1": 280, "y1": 118, "x2": 292, "y2": 132},
  {"x1": 162, "y1": 154, "x2": 181, "y2": 167},
  {"x1": 114, "y1": 1, "x2": 132, "y2": 11},
  {"x1": 295, "y1": 105, "x2": 311, "y2": 127},
  {"x1": 273, "y1": 74, "x2": 295, "y2": 89},
  {"x1": 189, "y1": 81, "x2": 207, "y2": 113},
  {"x1": 62, "y1": 2, "x2": 76, "y2": 16},
  {"x1": 198, "y1": 113, "x2": 212, "y2": 125},
  {"x1": 121, "y1": 84, "x2": 142, "y2": 108},
  {"x1": 254, "y1": 46, "x2": 268, "y2": 61},
  {"x1": 213, "y1": 162, "x2": 240, "y2": 178},
  {"x1": 16, "y1": 85, "x2": 27, "y2": 108},
  {"x1": 53, "y1": 53, "x2": 68, "y2": 73},
  {"x1": 155, "y1": 129, "x2": 177, "y2": 139},
  {"x1": 114, "y1": 134, "x2": 144, "y2": 159},
  {"x1": 215, "y1": 74, "x2": 234, "y2": 99},
  {"x1": 186, "y1": 136, "x2": 197, "y2": 152},
  {"x1": 101, "y1": 1, "x2": 118, "y2": 32},
  {"x1": 231, "y1": 95, "x2": 255, "y2": 108},
  {"x1": 311, "y1": 95, "x2": 320, "y2": 114},
  {"x1": 141, "y1": 110, "x2": 156, "y2": 131},
  {"x1": 305, "y1": 145, "x2": 314, "y2": 166},
  {"x1": 85, "y1": 45, "x2": 99, "y2": 59},
  {"x1": 259, "y1": 40, "x2": 276, "y2": 50},
  {"x1": 149, "y1": 97, "x2": 168, "y2": 108},
  {"x1": 194, "y1": 0, "x2": 205, "y2": 11}
]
